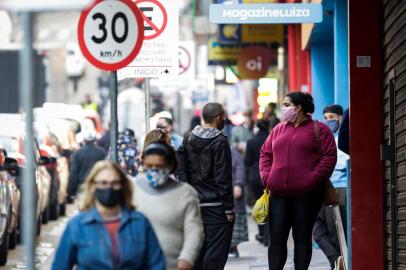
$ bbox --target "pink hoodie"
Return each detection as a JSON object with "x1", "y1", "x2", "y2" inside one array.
[{"x1": 259, "y1": 119, "x2": 337, "y2": 196}]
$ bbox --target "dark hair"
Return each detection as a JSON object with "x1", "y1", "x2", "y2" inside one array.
[
  {"x1": 142, "y1": 141, "x2": 178, "y2": 173},
  {"x1": 286, "y1": 92, "x2": 315, "y2": 114},
  {"x1": 268, "y1": 102, "x2": 277, "y2": 112},
  {"x1": 323, "y1": 104, "x2": 344, "y2": 116},
  {"x1": 158, "y1": 117, "x2": 173, "y2": 126},
  {"x1": 256, "y1": 119, "x2": 270, "y2": 132},
  {"x1": 202, "y1": 102, "x2": 224, "y2": 123},
  {"x1": 123, "y1": 128, "x2": 135, "y2": 138}
]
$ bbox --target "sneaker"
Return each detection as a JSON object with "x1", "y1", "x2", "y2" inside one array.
[
  {"x1": 228, "y1": 247, "x2": 239, "y2": 258},
  {"x1": 334, "y1": 256, "x2": 344, "y2": 270},
  {"x1": 255, "y1": 234, "x2": 264, "y2": 244}
]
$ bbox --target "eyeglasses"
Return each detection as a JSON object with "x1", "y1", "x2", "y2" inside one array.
[{"x1": 93, "y1": 179, "x2": 122, "y2": 189}]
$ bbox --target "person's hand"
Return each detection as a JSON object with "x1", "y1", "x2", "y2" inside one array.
[
  {"x1": 226, "y1": 213, "x2": 235, "y2": 223},
  {"x1": 177, "y1": 259, "x2": 193, "y2": 270},
  {"x1": 234, "y1": 186, "x2": 242, "y2": 199}
]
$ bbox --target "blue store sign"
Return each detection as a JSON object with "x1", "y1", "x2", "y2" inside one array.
[{"x1": 210, "y1": 3, "x2": 323, "y2": 24}]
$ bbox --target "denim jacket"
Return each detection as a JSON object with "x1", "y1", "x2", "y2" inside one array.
[{"x1": 52, "y1": 207, "x2": 165, "y2": 270}]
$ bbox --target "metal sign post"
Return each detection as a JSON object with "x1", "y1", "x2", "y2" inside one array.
[
  {"x1": 110, "y1": 71, "x2": 118, "y2": 162},
  {"x1": 144, "y1": 78, "x2": 151, "y2": 133},
  {"x1": 19, "y1": 12, "x2": 36, "y2": 270}
]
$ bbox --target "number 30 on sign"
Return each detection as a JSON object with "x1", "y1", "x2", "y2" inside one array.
[{"x1": 78, "y1": 0, "x2": 144, "y2": 71}]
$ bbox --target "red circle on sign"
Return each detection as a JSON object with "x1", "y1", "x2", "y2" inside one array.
[
  {"x1": 78, "y1": 0, "x2": 145, "y2": 71},
  {"x1": 135, "y1": 0, "x2": 168, "y2": 40},
  {"x1": 179, "y1": 46, "x2": 191, "y2": 75}
]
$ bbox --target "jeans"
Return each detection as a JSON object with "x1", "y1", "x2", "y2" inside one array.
[{"x1": 268, "y1": 192, "x2": 322, "y2": 270}]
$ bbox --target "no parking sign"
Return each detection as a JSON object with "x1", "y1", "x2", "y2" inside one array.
[
  {"x1": 118, "y1": 0, "x2": 179, "y2": 79},
  {"x1": 78, "y1": 0, "x2": 144, "y2": 71}
]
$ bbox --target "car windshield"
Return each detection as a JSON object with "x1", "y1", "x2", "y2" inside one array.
[{"x1": 0, "y1": 136, "x2": 19, "y2": 154}]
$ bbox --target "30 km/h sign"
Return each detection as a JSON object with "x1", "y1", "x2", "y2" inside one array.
[{"x1": 78, "y1": 0, "x2": 144, "y2": 71}]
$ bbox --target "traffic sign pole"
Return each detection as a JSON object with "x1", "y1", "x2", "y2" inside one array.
[
  {"x1": 110, "y1": 71, "x2": 118, "y2": 162},
  {"x1": 19, "y1": 12, "x2": 36, "y2": 270},
  {"x1": 144, "y1": 78, "x2": 151, "y2": 133}
]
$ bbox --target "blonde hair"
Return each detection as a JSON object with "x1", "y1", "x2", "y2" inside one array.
[{"x1": 80, "y1": 160, "x2": 135, "y2": 211}]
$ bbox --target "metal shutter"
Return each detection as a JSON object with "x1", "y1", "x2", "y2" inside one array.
[{"x1": 383, "y1": 0, "x2": 406, "y2": 269}]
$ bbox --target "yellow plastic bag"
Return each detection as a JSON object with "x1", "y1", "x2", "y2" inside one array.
[{"x1": 252, "y1": 189, "x2": 270, "y2": 224}]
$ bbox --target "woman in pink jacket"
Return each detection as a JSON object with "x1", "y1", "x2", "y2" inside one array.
[{"x1": 259, "y1": 92, "x2": 337, "y2": 270}]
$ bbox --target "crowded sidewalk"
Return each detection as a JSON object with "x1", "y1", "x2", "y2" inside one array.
[{"x1": 226, "y1": 216, "x2": 330, "y2": 270}]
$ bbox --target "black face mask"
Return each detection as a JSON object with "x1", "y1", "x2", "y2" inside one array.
[{"x1": 94, "y1": 188, "x2": 122, "y2": 208}]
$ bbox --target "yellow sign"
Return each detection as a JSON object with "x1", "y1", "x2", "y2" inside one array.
[
  {"x1": 208, "y1": 38, "x2": 242, "y2": 65},
  {"x1": 242, "y1": 25, "x2": 284, "y2": 43}
]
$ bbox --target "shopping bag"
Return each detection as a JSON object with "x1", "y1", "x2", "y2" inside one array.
[{"x1": 252, "y1": 189, "x2": 269, "y2": 224}]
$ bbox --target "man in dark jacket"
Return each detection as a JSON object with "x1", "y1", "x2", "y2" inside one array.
[
  {"x1": 245, "y1": 119, "x2": 270, "y2": 246},
  {"x1": 68, "y1": 131, "x2": 106, "y2": 199},
  {"x1": 186, "y1": 102, "x2": 234, "y2": 270}
]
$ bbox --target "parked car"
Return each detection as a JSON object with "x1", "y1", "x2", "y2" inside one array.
[
  {"x1": 0, "y1": 170, "x2": 12, "y2": 265},
  {"x1": 0, "y1": 115, "x2": 52, "y2": 229},
  {"x1": 0, "y1": 164, "x2": 20, "y2": 250}
]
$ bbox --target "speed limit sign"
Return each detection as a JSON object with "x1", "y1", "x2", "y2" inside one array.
[{"x1": 78, "y1": 0, "x2": 144, "y2": 71}]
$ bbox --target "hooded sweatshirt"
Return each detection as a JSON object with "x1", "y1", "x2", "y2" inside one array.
[
  {"x1": 259, "y1": 119, "x2": 337, "y2": 196},
  {"x1": 185, "y1": 126, "x2": 234, "y2": 213}
]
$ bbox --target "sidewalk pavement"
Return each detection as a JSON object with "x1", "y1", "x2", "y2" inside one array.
[{"x1": 225, "y1": 215, "x2": 330, "y2": 270}]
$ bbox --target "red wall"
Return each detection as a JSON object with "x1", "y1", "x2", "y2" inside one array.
[
  {"x1": 349, "y1": 0, "x2": 384, "y2": 269},
  {"x1": 287, "y1": 25, "x2": 311, "y2": 93}
]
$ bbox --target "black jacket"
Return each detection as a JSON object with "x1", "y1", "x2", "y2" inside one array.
[
  {"x1": 185, "y1": 126, "x2": 234, "y2": 213},
  {"x1": 244, "y1": 130, "x2": 269, "y2": 199},
  {"x1": 68, "y1": 143, "x2": 106, "y2": 196}
]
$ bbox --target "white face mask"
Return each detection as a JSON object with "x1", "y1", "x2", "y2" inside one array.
[{"x1": 144, "y1": 168, "x2": 170, "y2": 188}]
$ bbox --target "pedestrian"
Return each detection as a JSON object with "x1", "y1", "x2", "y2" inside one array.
[
  {"x1": 97, "y1": 123, "x2": 111, "y2": 153},
  {"x1": 244, "y1": 119, "x2": 270, "y2": 245},
  {"x1": 142, "y1": 129, "x2": 171, "y2": 153},
  {"x1": 184, "y1": 102, "x2": 235, "y2": 270},
  {"x1": 68, "y1": 130, "x2": 106, "y2": 201},
  {"x1": 230, "y1": 111, "x2": 253, "y2": 153},
  {"x1": 313, "y1": 104, "x2": 349, "y2": 270},
  {"x1": 133, "y1": 141, "x2": 204, "y2": 270},
  {"x1": 338, "y1": 108, "x2": 349, "y2": 155},
  {"x1": 156, "y1": 111, "x2": 183, "y2": 150},
  {"x1": 229, "y1": 147, "x2": 248, "y2": 258},
  {"x1": 263, "y1": 102, "x2": 280, "y2": 130},
  {"x1": 52, "y1": 161, "x2": 165, "y2": 270},
  {"x1": 117, "y1": 129, "x2": 139, "y2": 177},
  {"x1": 260, "y1": 92, "x2": 337, "y2": 270}
]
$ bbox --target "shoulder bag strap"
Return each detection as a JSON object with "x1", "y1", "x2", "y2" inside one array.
[{"x1": 313, "y1": 120, "x2": 321, "y2": 157}]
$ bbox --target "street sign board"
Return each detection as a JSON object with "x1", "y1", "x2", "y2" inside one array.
[
  {"x1": 179, "y1": 41, "x2": 195, "y2": 79},
  {"x1": 209, "y1": 3, "x2": 323, "y2": 24},
  {"x1": 78, "y1": 0, "x2": 144, "y2": 71},
  {"x1": 118, "y1": 0, "x2": 179, "y2": 79}
]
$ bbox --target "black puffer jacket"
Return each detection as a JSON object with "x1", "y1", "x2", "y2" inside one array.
[{"x1": 185, "y1": 126, "x2": 234, "y2": 213}]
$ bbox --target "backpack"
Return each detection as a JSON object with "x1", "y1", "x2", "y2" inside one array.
[{"x1": 175, "y1": 132, "x2": 191, "y2": 183}]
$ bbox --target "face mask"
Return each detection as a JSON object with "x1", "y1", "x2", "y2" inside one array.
[
  {"x1": 281, "y1": 106, "x2": 298, "y2": 123},
  {"x1": 325, "y1": 119, "x2": 340, "y2": 133},
  {"x1": 144, "y1": 168, "x2": 170, "y2": 188},
  {"x1": 94, "y1": 188, "x2": 122, "y2": 208}
]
